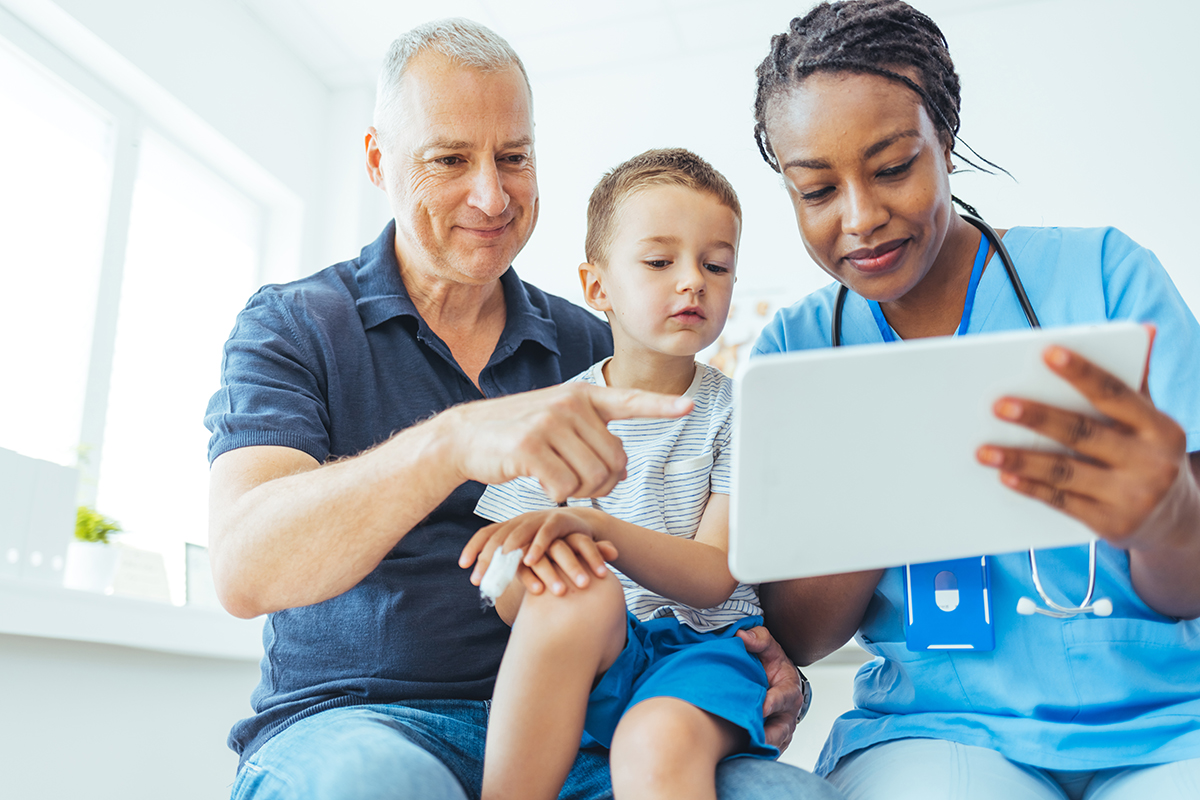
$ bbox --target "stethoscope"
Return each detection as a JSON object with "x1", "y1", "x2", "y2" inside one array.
[{"x1": 831, "y1": 213, "x2": 1112, "y2": 619}]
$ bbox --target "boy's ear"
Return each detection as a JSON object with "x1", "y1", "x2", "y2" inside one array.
[{"x1": 579, "y1": 262, "x2": 612, "y2": 313}]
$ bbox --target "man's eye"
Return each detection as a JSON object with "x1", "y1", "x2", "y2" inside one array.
[
  {"x1": 502, "y1": 154, "x2": 528, "y2": 165},
  {"x1": 436, "y1": 156, "x2": 463, "y2": 166}
]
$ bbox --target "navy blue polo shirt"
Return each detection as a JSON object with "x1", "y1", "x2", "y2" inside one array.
[{"x1": 205, "y1": 222, "x2": 613, "y2": 763}]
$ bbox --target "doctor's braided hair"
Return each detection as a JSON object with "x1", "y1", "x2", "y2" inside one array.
[{"x1": 752, "y1": 0, "x2": 1001, "y2": 187}]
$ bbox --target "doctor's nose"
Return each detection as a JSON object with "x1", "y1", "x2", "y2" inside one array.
[{"x1": 841, "y1": 185, "x2": 889, "y2": 238}]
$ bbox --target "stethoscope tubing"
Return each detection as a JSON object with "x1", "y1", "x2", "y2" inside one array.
[{"x1": 828, "y1": 212, "x2": 1108, "y2": 619}]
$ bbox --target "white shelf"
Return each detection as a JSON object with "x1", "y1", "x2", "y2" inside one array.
[{"x1": 0, "y1": 575, "x2": 263, "y2": 661}]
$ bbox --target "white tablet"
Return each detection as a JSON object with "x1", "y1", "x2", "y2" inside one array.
[{"x1": 729, "y1": 322, "x2": 1150, "y2": 583}]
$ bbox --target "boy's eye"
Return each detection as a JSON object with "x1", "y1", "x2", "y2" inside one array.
[
  {"x1": 705, "y1": 263, "x2": 730, "y2": 275},
  {"x1": 645, "y1": 259, "x2": 671, "y2": 268}
]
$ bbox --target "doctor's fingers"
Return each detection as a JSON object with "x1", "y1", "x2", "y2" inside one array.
[
  {"x1": 991, "y1": 393, "x2": 1186, "y2": 475},
  {"x1": 977, "y1": 446, "x2": 1111, "y2": 494},
  {"x1": 992, "y1": 473, "x2": 1119, "y2": 535},
  {"x1": 1041, "y1": 345, "x2": 1166, "y2": 432}
]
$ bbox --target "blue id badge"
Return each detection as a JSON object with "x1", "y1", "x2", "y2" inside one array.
[{"x1": 904, "y1": 556, "x2": 994, "y2": 652}]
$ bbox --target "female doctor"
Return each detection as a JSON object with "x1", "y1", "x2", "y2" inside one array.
[{"x1": 749, "y1": 2, "x2": 1200, "y2": 798}]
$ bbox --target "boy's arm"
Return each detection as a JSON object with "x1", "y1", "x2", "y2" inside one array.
[
  {"x1": 604, "y1": 492, "x2": 736, "y2": 609},
  {"x1": 463, "y1": 496, "x2": 738, "y2": 610}
]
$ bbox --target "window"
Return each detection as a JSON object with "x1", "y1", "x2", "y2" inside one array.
[
  {"x1": 95, "y1": 132, "x2": 263, "y2": 594},
  {"x1": 0, "y1": 38, "x2": 113, "y2": 467},
  {"x1": 0, "y1": 14, "x2": 290, "y2": 605}
]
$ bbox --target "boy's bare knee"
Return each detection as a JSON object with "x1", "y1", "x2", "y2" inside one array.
[
  {"x1": 512, "y1": 572, "x2": 627, "y2": 661},
  {"x1": 610, "y1": 697, "x2": 742, "y2": 796}
]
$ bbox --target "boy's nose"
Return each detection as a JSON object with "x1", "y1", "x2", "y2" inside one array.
[{"x1": 677, "y1": 262, "x2": 707, "y2": 293}]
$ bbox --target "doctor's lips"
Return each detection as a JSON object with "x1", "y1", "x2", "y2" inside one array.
[{"x1": 843, "y1": 239, "x2": 908, "y2": 272}]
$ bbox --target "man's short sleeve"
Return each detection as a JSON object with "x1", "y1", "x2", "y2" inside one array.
[{"x1": 204, "y1": 289, "x2": 332, "y2": 465}]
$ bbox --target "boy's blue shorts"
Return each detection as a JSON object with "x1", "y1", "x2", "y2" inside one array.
[{"x1": 581, "y1": 612, "x2": 778, "y2": 760}]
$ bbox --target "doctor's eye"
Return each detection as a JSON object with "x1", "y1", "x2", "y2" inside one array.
[
  {"x1": 435, "y1": 156, "x2": 465, "y2": 166},
  {"x1": 799, "y1": 186, "x2": 834, "y2": 202},
  {"x1": 878, "y1": 155, "x2": 918, "y2": 179}
]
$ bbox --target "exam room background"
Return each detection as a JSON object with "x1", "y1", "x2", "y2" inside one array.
[{"x1": 1, "y1": 0, "x2": 1197, "y2": 799}]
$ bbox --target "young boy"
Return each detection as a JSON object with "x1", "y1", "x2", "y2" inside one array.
[{"x1": 460, "y1": 148, "x2": 774, "y2": 800}]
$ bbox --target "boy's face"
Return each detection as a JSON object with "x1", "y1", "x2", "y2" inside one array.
[{"x1": 582, "y1": 184, "x2": 739, "y2": 359}]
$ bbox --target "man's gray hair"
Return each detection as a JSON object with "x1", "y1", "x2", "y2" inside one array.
[{"x1": 373, "y1": 18, "x2": 531, "y2": 144}]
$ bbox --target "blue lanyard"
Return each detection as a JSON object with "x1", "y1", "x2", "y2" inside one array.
[{"x1": 867, "y1": 232, "x2": 990, "y2": 342}]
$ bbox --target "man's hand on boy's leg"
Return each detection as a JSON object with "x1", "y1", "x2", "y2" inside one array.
[{"x1": 737, "y1": 626, "x2": 803, "y2": 753}]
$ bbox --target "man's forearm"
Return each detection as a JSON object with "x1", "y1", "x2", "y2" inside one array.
[{"x1": 209, "y1": 413, "x2": 462, "y2": 618}]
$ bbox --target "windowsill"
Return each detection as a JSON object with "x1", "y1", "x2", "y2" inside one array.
[{"x1": 0, "y1": 575, "x2": 263, "y2": 662}]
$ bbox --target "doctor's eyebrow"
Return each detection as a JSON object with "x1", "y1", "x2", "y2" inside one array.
[
  {"x1": 782, "y1": 128, "x2": 922, "y2": 171},
  {"x1": 862, "y1": 129, "x2": 921, "y2": 159}
]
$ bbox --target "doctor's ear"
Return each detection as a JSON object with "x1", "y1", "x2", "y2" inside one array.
[{"x1": 579, "y1": 263, "x2": 612, "y2": 313}]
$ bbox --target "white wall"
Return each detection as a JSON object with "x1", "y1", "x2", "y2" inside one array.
[
  {"x1": 512, "y1": 0, "x2": 1200, "y2": 337},
  {"x1": 0, "y1": 633, "x2": 260, "y2": 800},
  {"x1": 41, "y1": 0, "x2": 338, "y2": 276}
]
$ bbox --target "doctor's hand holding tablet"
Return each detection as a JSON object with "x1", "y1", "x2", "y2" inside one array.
[{"x1": 738, "y1": 1, "x2": 1200, "y2": 796}]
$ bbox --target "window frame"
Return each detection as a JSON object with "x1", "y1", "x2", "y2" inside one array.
[{"x1": 0, "y1": 2, "x2": 300, "y2": 555}]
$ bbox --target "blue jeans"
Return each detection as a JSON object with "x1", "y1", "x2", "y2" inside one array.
[{"x1": 229, "y1": 699, "x2": 844, "y2": 800}]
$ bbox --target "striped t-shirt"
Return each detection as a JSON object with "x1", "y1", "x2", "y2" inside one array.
[{"x1": 474, "y1": 359, "x2": 761, "y2": 632}]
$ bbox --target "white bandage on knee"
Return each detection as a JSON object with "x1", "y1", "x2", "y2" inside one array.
[{"x1": 479, "y1": 548, "x2": 523, "y2": 607}]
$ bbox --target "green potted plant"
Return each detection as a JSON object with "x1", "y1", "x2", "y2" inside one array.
[{"x1": 63, "y1": 506, "x2": 123, "y2": 593}]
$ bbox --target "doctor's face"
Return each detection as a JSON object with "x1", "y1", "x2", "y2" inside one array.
[
  {"x1": 366, "y1": 52, "x2": 538, "y2": 287},
  {"x1": 765, "y1": 70, "x2": 955, "y2": 303}
]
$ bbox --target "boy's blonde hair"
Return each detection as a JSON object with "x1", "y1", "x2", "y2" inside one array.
[{"x1": 584, "y1": 148, "x2": 742, "y2": 266}]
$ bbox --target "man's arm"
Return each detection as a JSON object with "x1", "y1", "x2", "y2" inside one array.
[{"x1": 209, "y1": 383, "x2": 692, "y2": 618}]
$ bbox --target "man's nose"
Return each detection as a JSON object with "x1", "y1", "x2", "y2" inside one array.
[
  {"x1": 467, "y1": 160, "x2": 510, "y2": 217},
  {"x1": 841, "y1": 183, "x2": 888, "y2": 238}
]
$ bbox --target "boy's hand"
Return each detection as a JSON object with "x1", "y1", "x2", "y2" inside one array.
[{"x1": 460, "y1": 509, "x2": 618, "y2": 596}]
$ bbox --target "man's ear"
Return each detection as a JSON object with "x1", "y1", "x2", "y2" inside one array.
[
  {"x1": 365, "y1": 127, "x2": 386, "y2": 189},
  {"x1": 579, "y1": 262, "x2": 611, "y2": 313}
]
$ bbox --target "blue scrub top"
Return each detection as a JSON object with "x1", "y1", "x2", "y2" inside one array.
[{"x1": 753, "y1": 227, "x2": 1200, "y2": 775}]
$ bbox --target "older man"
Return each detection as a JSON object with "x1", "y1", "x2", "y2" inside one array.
[{"x1": 206, "y1": 18, "x2": 838, "y2": 800}]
